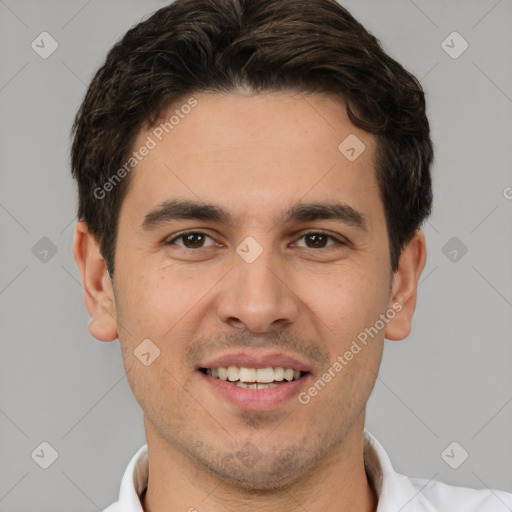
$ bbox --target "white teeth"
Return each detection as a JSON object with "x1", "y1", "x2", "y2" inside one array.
[
  {"x1": 283, "y1": 368, "x2": 294, "y2": 381},
  {"x1": 227, "y1": 366, "x2": 239, "y2": 381},
  {"x1": 274, "y1": 367, "x2": 284, "y2": 381},
  {"x1": 205, "y1": 365, "x2": 303, "y2": 384},
  {"x1": 256, "y1": 367, "x2": 275, "y2": 383},
  {"x1": 239, "y1": 367, "x2": 256, "y2": 382},
  {"x1": 235, "y1": 382, "x2": 279, "y2": 389}
]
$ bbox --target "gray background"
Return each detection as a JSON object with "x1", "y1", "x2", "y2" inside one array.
[{"x1": 0, "y1": 0, "x2": 511, "y2": 510}]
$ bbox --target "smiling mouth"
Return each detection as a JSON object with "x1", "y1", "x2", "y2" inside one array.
[{"x1": 200, "y1": 366, "x2": 308, "y2": 389}]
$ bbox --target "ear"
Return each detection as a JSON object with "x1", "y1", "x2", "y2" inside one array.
[
  {"x1": 72, "y1": 220, "x2": 118, "y2": 342},
  {"x1": 384, "y1": 229, "x2": 427, "y2": 341}
]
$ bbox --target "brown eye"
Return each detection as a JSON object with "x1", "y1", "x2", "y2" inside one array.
[
  {"x1": 294, "y1": 232, "x2": 342, "y2": 249},
  {"x1": 167, "y1": 232, "x2": 216, "y2": 249},
  {"x1": 304, "y1": 233, "x2": 329, "y2": 248}
]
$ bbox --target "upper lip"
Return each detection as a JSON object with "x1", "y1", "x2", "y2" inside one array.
[{"x1": 199, "y1": 351, "x2": 313, "y2": 373}]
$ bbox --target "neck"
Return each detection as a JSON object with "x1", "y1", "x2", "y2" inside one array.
[{"x1": 140, "y1": 413, "x2": 378, "y2": 512}]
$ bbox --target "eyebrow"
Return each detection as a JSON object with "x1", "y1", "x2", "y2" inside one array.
[{"x1": 140, "y1": 199, "x2": 368, "y2": 232}]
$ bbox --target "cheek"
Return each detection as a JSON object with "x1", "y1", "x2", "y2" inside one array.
[
  {"x1": 124, "y1": 356, "x2": 192, "y2": 433},
  {"x1": 114, "y1": 269, "x2": 211, "y2": 398},
  {"x1": 311, "y1": 263, "x2": 388, "y2": 409},
  {"x1": 117, "y1": 268, "x2": 201, "y2": 337},
  {"x1": 329, "y1": 342, "x2": 383, "y2": 422},
  {"x1": 294, "y1": 261, "x2": 390, "y2": 339}
]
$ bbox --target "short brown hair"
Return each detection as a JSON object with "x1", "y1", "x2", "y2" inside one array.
[{"x1": 71, "y1": 0, "x2": 433, "y2": 275}]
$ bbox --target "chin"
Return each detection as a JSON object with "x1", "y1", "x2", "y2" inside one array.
[
  {"x1": 207, "y1": 463, "x2": 303, "y2": 492},
  {"x1": 194, "y1": 442, "x2": 321, "y2": 492}
]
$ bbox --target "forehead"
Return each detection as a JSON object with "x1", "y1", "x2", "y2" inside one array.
[{"x1": 120, "y1": 91, "x2": 382, "y2": 229}]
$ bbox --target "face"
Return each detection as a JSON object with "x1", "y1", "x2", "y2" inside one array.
[{"x1": 78, "y1": 90, "x2": 420, "y2": 489}]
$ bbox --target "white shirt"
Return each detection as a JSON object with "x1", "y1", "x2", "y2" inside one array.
[{"x1": 104, "y1": 431, "x2": 512, "y2": 511}]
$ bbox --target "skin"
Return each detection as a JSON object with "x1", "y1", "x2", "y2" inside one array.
[{"x1": 73, "y1": 90, "x2": 426, "y2": 512}]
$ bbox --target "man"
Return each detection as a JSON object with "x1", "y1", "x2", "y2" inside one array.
[{"x1": 71, "y1": 0, "x2": 512, "y2": 510}]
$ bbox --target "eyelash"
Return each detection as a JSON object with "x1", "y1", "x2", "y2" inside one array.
[{"x1": 165, "y1": 230, "x2": 347, "y2": 250}]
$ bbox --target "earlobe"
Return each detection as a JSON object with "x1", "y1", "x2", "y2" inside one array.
[
  {"x1": 384, "y1": 229, "x2": 427, "y2": 341},
  {"x1": 72, "y1": 221, "x2": 119, "y2": 342}
]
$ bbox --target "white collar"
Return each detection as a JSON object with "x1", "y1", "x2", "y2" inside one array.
[{"x1": 104, "y1": 430, "x2": 512, "y2": 512}]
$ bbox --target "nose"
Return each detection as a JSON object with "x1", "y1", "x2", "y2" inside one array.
[{"x1": 215, "y1": 249, "x2": 300, "y2": 334}]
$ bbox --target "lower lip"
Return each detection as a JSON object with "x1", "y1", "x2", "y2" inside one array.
[{"x1": 199, "y1": 372, "x2": 310, "y2": 411}]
